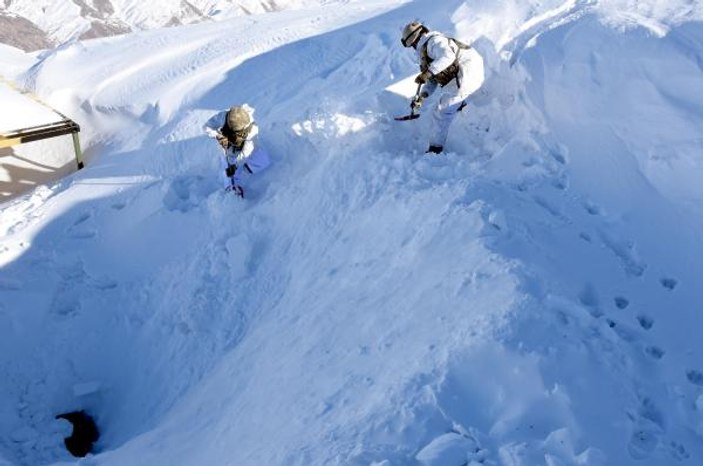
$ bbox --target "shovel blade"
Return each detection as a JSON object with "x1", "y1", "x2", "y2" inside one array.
[{"x1": 394, "y1": 113, "x2": 420, "y2": 121}]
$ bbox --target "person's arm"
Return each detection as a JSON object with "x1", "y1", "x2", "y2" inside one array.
[
  {"x1": 420, "y1": 80, "x2": 438, "y2": 99},
  {"x1": 220, "y1": 152, "x2": 233, "y2": 189},
  {"x1": 235, "y1": 125, "x2": 259, "y2": 164},
  {"x1": 427, "y1": 35, "x2": 457, "y2": 76},
  {"x1": 414, "y1": 35, "x2": 454, "y2": 99},
  {"x1": 203, "y1": 111, "x2": 227, "y2": 138}
]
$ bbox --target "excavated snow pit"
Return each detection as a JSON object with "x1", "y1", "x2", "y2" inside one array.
[{"x1": 55, "y1": 410, "x2": 99, "y2": 457}]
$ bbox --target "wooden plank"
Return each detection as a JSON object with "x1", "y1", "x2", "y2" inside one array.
[
  {"x1": 1, "y1": 120, "x2": 80, "y2": 147},
  {"x1": 0, "y1": 137, "x2": 22, "y2": 148}
]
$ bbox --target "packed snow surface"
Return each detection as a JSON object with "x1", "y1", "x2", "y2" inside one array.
[
  {"x1": 1, "y1": 0, "x2": 703, "y2": 465},
  {"x1": 0, "y1": 81, "x2": 65, "y2": 133}
]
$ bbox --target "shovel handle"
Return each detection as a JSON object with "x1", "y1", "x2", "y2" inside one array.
[
  {"x1": 410, "y1": 83, "x2": 423, "y2": 116},
  {"x1": 393, "y1": 83, "x2": 425, "y2": 121}
]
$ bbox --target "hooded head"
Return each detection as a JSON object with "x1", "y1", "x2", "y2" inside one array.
[
  {"x1": 226, "y1": 106, "x2": 252, "y2": 132},
  {"x1": 225, "y1": 105, "x2": 254, "y2": 149},
  {"x1": 401, "y1": 21, "x2": 429, "y2": 48}
]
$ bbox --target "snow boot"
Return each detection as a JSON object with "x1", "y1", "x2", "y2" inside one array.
[{"x1": 426, "y1": 145, "x2": 444, "y2": 154}]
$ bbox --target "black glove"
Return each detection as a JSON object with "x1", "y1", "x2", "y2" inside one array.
[
  {"x1": 414, "y1": 70, "x2": 433, "y2": 84},
  {"x1": 226, "y1": 164, "x2": 237, "y2": 178},
  {"x1": 216, "y1": 134, "x2": 230, "y2": 150}
]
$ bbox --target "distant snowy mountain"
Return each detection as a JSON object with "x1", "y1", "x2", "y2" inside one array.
[{"x1": 0, "y1": 0, "x2": 357, "y2": 51}]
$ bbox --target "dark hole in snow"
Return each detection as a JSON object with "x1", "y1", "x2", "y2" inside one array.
[
  {"x1": 55, "y1": 410, "x2": 99, "y2": 457},
  {"x1": 660, "y1": 277, "x2": 678, "y2": 290}
]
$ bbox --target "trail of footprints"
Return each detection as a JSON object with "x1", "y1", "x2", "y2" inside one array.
[
  {"x1": 603, "y1": 278, "x2": 681, "y2": 364},
  {"x1": 586, "y1": 276, "x2": 700, "y2": 461},
  {"x1": 605, "y1": 278, "x2": 681, "y2": 364},
  {"x1": 65, "y1": 193, "x2": 132, "y2": 240},
  {"x1": 515, "y1": 148, "x2": 699, "y2": 461},
  {"x1": 530, "y1": 147, "x2": 694, "y2": 381},
  {"x1": 590, "y1": 276, "x2": 696, "y2": 461}
]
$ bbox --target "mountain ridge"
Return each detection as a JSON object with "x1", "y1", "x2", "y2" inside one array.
[{"x1": 0, "y1": 0, "x2": 351, "y2": 51}]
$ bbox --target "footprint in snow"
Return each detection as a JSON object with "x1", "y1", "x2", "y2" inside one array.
[
  {"x1": 584, "y1": 201, "x2": 602, "y2": 216},
  {"x1": 636, "y1": 314, "x2": 654, "y2": 330},
  {"x1": 578, "y1": 284, "x2": 602, "y2": 317},
  {"x1": 660, "y1": 278, "x2": 678, "y2": 290},
  {"x1": 599, "y1": 232, "x2": 646, "y2": 277},
  {"x1": 549, "y1": 150, "x2": 567, "y2": 165},
  {"x1": 163, "y1": 175, "x2": 213, "y2": 212},
  {"x1": 628, "y1": 428, "x2": 660, "y2": 460},
  {"x1": 52, "y1": 297, "x2": 82, "y2": 317},
  {"x1": 668, "y1": 441, "x2": 691, "y2": 460},
  {"x1": 645, "y1": 346, "x2": 665, "y2": 360},
  {"x1": 533, "y1": 195, "x2": 566, "y2": 221},
  {"x1": 627, "y1": 398, "x2": 665, "y2": 460},
  {"x1": 686, "y1": 370, "x2": 703, "y2": 387},
  {"x1": 551, "y1": 177, "x2": 568, "y2": 191},
  {"x1": 67, "y1": 212, "x2": 96, "y2": 239},
  {"x1": 88, "y1": 276, "x2": 119, "y2": 290},
  {"x1": 69, "y1": 230, "x2": 97, "y2": 239},
  {"x1": 73, "y1": 212, "x2": 91, "y2": 226},
  {"x1": 614, "y1": 296, "x2": 630, "y2": 309}
]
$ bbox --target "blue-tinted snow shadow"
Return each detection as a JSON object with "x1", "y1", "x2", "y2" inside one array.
[{"x1": 0, "y1": 133, "x2": 237, "y2": 463}]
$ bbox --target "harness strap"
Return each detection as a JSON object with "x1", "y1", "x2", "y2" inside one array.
[{"x1": 420, "y1": 34, "x2": 471, "y2": 87}]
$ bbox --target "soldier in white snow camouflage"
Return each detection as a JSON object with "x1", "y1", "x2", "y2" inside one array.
[
  {"x1": 204, "y1": 104, "x2": 271, "y2": 197},
  {"x1": 401, "y1": 21, "x2": 485, "y2": 154}
]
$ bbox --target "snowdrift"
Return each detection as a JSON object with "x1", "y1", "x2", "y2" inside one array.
[{"x1": 1, "y1": 1, "x2": 703, "y2": 465}]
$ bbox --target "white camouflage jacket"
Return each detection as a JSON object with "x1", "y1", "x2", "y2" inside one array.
[
  {"x1": 203, "y1": 106, "x2": 259, "y2": 167},
  {"x1": 415, "y1": 31, "x2": 478, "y2": 96}
]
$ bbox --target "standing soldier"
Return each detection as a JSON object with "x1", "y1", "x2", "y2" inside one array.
[{"x1": 400, "y1": 21, "x2": 485, "y2": 154}]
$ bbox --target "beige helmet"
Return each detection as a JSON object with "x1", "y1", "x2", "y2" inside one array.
[
  {"x1": 401, "y1": 21, "x2": 428, "y2": 48},
  {"x1": 226, "y1": 106, "x2": 251, "y2": 132}
]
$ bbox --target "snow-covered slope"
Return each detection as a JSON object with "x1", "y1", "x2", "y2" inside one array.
[
  {"x1": 2, "y1": 0, "x2": 703, "y2": 465},
  {"x1": 0, "y1": 0, "x2": 364, "y2": 51}
]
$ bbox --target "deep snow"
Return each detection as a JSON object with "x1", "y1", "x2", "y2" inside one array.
[{"x1": 1, "y1": 1, "x2": 703, "y2": 465}]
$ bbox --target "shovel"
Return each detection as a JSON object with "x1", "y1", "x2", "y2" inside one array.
[{"x1": 394, "y1": 84, "x2": 422, "y2": 121}]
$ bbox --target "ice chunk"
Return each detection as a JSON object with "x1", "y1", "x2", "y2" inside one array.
[{"x1": 416, "y1": 432, "x2": 476, "y2": 466}]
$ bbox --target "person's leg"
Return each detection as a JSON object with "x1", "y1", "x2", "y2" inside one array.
[
  {"x1": 245, "y1": 146, "x2": 271, "y2": 173},
  {"x1": 429, "y1": 91, "x2": 467, "y2": 151},
  {"x1": 229, "y1": 146, "x2": 270, "y2": 197},
  {"x1": 220, "y1": 152, "x2": 235, "y2": 189},
  {"x1": 232, "y1": 166, "x2": 242, "y2": 186}
]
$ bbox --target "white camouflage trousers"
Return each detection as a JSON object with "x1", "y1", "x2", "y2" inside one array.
[
  {"x1": 220, "y1": 146, "x2": 271, "y2": 188},
  {"x1": 429, "y1": 48, "x2": 485, "y2": 148}
]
